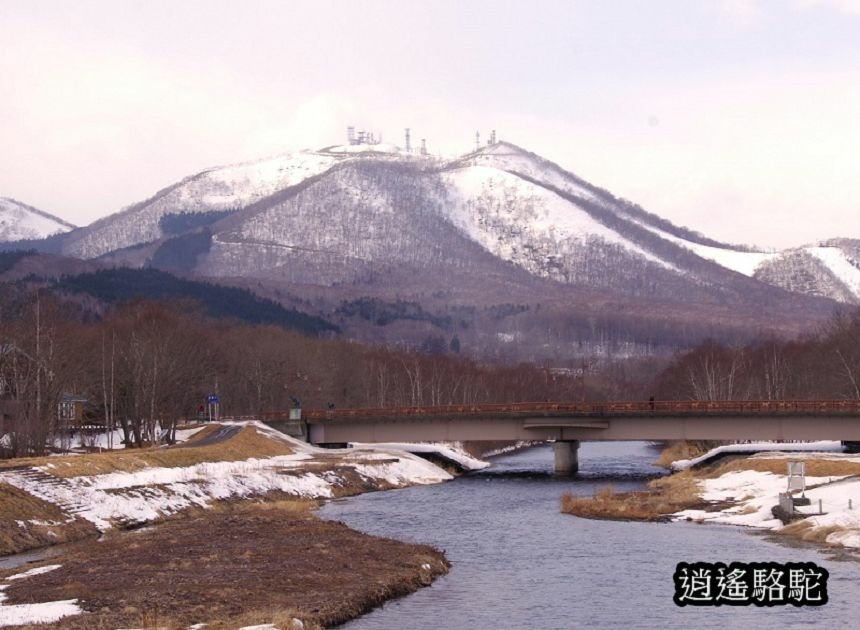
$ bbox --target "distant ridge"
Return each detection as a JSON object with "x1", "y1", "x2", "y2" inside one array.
[{"x1": 0, "y1": 197, "x2": 75, "y2": 242}]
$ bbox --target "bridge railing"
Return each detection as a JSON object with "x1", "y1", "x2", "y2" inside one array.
[{"x1": 256, "y1": 399, "x2": 860, "y2": 422}]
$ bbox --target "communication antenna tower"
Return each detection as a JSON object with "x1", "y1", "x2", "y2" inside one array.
[
  {"x1": 475, "y1": 131, "x2": 481, "y2": 152},
  {"x1": 490, "y1": 129, "x2": 497, "y2": 145},
  {"x1": 405, "y1": 128, "x2": 411, "y2": 153},
  {"x1": 347, "y1": 126, "x2": 355, "y2": 144},
  {"x1": 420, "y1": 138, "x2": 427, "y2": 156}
]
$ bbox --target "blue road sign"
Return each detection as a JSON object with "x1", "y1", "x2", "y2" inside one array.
[{"x1": 207, "y1": 395, "x2": 220, "y2": 404}]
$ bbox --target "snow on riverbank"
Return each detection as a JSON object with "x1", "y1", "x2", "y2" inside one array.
[
  {"x1": 0, "y1": 422, "x2": 455, "y2": 531},
  {"x1": 673, "y1": 449, "x2": 860, "y2": 548},
  {"x1": 671, "y1": 441, "x2": 844, "y2": 471},
  {"x1": 0, "y1": 565, "x2": 81, "y2": 627},
  {"x1": 349, "y1": 442, "x2": 490, "y2": 471}
]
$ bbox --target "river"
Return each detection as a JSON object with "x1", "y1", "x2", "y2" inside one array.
[{"x1": 319, "y1": 441, "x2": 860, "y2": 629}]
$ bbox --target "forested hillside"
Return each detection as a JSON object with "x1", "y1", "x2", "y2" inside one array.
[
  {"x1": 54, "y1": 267, "x2": 338, "y2": 335},
  {"x1": 653, "y1": 310, "x2": 860, "y2": 401},
  {"x1": 0, "y1": 291, "x2": 593, "y2": 458}
]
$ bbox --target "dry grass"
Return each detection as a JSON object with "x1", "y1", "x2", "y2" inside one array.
[
  {"x1": 1, "y1": 500, "x2": 449, "y2": 629},
  {"x1": 207, "y1": 496, "x2": 318, "y2": 514},
  {"x1": 780, "y1": 520, "x2": 845, "y2": 544},
  {"x1": 561, "y1": 470, "x2": 703, "y2": 521},
  {"x1": 0, "y1": 425, "x2": 293, "y2": 478},
  {"x1": 0, "y1": 483, "x2": 98, "y2": 556},
  {"x1": 703, "y1": 456, "x2": 860, "y2": 479}
]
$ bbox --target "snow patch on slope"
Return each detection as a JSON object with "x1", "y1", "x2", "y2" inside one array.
[
  {"x1": 0, "y1": 197, "x2": 74, "y2": 242},
  {"x1": 805, "y1": 246, "x2": 860, "y2": 300},
  {"x1": 442, "y1": 166, "x2": 675, "y2": 270},
  {"x1": 628, "y1": 217, "x2": 777, "y2": 276},
  {"x1": 350, "y1": 442, "x2": 490, "y2": 471},
  {"x1": 468, "y1": 143, "x2": 603, "y2": 204},
  {"x1": 64, "y1": 151, "x2": 340, "y2": 258}
]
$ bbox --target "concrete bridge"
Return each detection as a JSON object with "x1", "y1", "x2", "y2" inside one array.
[{"x1": 258, "y1": 400, "x2": 860, "y2": 474}]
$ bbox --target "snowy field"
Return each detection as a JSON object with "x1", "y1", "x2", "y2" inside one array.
[
  {"x1": 0, "y1": 422, "x2": 475, "y2": 532},
  {"x1": 672, "y1": 443, "x2": 860, "y2": 548}
]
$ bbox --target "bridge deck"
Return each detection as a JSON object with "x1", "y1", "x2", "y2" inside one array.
[
  {"x1": 250, "y1": 400, "x2": 860, "y2": 444},
  {"x1": 268, "y1": 400, "x2": 860, "y2": 423}
]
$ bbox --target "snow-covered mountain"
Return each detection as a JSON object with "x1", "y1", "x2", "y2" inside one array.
[
  {"x1": 51, "y1": 143, "x2": 730, "y2": 289},
  {"x1": 60, "y1": 144, "x2": 430, "y2": 260},
  {"x1": 0, "y1": 197, "x2": 75, "y2": 242},
  {"x1": 33, "y1": 140, "x2": 857, "y2": 307},
  {"x1": 5, "y1": 140, "x2": 850, "y2": 360}
]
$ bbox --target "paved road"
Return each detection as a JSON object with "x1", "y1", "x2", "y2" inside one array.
[{"x1": 180, "y1": 425, "x2": 241, "y2": 448}]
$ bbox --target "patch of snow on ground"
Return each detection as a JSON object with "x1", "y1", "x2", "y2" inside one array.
[
  {"x1": 49, "y1": 425, "x2": 207, "y2": 453},
  {"x1": 6, "y1": 564, "x2": 62, "y2": 580},
  {"x1": 351, "y1": 442, "x2": 489, "y2": 471},
  {"x1": 0, "y1": 599, "x2": 83, "y2": 627},
  {"x1": 0, "y1": 565, "x2": 82, "y2": 627}
]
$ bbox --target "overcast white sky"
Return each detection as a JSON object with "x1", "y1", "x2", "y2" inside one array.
[{"x1": 2, "y1": 0, "x2": 859, "y2": 249}]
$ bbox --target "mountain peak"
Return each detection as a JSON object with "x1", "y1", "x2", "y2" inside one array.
[{"x1": 0, "y1": 197, "x2": 76, "y2": 242}]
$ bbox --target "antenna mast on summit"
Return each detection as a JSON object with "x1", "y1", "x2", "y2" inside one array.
[
  {"x1": 405, "y1": 128, "x2": 411, "y2": 153},
  {"x1": 490, "y1": 129, "x2": 497, "y2": 145},
  {"x1": 420, "y1": 138, "x2": 427, "y2": 156},
  {"x1": 475, "y1": 131, "x2": 481, "y2": 152}
]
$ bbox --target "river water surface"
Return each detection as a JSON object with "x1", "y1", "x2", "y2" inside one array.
[{"x1": 319, "y1": 442, "x2": 860, "y2": 629}]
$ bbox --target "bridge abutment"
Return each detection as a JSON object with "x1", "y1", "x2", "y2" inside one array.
[{"x1": 553, "y1": 440, "x2": 580, "y2": 475}]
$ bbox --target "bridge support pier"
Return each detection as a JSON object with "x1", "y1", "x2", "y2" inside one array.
[{"x1": 553, "y1": 440, "x2": 580, "y2": 475}]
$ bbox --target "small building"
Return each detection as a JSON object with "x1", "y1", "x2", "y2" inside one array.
[{"x1": 58, "y1": 393, "x2": 88, "y2": 425}]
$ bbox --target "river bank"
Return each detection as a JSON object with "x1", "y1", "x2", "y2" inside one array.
[
  {"x1": 562, "y1": 443, "x2": 860, "y2": 551},
  {"x1": 0, "y1": 499, "x2": 448, "y2": 629},
  {"x1": 0, "y1": 422, "x2": 479, "y2": 628}
]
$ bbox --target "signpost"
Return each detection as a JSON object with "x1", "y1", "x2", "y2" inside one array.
[{"x1": 206, "y1": 395, "x2": 220, "y2": 422}]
